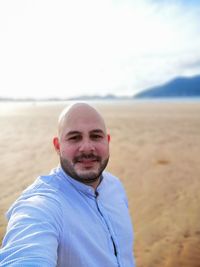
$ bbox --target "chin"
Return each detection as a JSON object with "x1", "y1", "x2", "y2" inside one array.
[{"x1": 76, "y1": 170, "x2": 99, "y2": 179}]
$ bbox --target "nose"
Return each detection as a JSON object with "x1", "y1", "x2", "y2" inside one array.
[{"x1": 78, "y1": 138, "x2": 95, "y2": 153}]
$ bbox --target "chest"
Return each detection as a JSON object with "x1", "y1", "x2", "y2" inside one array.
[{"x1": 57, "y1": 191, "x2": 133, "y2": 267}]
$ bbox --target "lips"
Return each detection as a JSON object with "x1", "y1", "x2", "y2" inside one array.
[
  {"x1": 76, "y1": 158, "x2": 98, "y2": 169},
  {"x1": 76, "y1": 159, "x2": 99, "y2": 166},
  {"x1": 78, "y1": 158, "x2": 97, "y2": 163},
  {"x1": 74, "y1": 154, "x2": 100, "y2": 165}
]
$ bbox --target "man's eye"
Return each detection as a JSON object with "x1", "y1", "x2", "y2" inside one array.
[
  {"x1": 68, "y1": 136, "x2": 81, "y2": 141},
  {"x1": 91, "y1": 134, "x2": 103, "y2": 140}
]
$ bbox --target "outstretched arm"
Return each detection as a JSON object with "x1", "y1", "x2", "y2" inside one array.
[{"x1": 0, "y1": 195, "x2": 62, "y2": 267}]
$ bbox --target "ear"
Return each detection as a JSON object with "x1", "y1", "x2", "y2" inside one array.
[
  {"x1": 53, "y1": 137, "x2": 60, "y2": 154},
  {"x1": 107, "y1": 134, "x2": 111, "y2": 143}
]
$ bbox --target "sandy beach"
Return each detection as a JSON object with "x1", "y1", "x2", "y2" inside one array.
[{"x1": 1, "y1": 100, "x2": 200, "y2": 267}]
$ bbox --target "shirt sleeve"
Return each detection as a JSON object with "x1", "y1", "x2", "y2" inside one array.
[{"x1": 0, "y1": 195, "x2": 62, "y2": 267}]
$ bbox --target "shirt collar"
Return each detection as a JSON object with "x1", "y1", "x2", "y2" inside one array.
[{"x1": 55, "y1": 166, "x2": 103, "y2": 197}]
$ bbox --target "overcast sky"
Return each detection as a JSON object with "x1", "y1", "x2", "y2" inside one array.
[{"x1": 0, "y1": 0, "x2": 200, "y2": 99}]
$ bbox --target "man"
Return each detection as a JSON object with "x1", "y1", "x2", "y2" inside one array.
[{"x1": 0, "y1": 103, "x2": 135, "y2": 267}]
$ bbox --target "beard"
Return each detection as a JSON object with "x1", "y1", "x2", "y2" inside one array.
[{"x1": 60, "y1": 153, "x2": 109, "y2": 185}]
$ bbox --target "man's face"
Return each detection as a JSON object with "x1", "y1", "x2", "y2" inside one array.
[{"x1": 54, "y1": 107, "x2": 110, "y2": 186}]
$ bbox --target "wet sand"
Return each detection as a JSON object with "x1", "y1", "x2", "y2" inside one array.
[{"x1": 1, "y1": 100, "x2": 200, "y2": 267}]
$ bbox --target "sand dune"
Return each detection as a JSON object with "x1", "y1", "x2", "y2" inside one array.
[{"x1": 1, "y1": 101, "x2": 200, "y2": 267}]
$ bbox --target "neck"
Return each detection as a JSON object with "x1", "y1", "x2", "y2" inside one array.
[{"x1": 89, "y1": 176, "x2": 102, "y2": 190}]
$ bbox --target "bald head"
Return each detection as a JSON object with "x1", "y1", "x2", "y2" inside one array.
[
  {"x1": 58, "y1": 103, "x2": 107, "y2": 139},
  {"x1": 53, "y1": 102, "x2": 110, "y2": 188}
]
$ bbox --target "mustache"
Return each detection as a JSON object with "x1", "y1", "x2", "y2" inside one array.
[{"x1": 74, "y1": 153, "x2": 101, "y2": 163}]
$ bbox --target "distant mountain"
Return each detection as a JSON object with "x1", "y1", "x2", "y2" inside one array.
[
  {"x1": 0, "y1": 94, "x2": 130, "y2": 102},
  {"x1": 68, "y1": 94, "x2": 118, "y2": 100},
  {"x1": 134, "y1": 75, "x2": 200, "y2": 98}
]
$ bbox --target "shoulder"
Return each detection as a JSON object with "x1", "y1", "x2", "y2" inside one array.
[
  {"x1": 102, "y1": 171, "x2": 124, "y2": 187},
  {"x1": 101, "y1": 171, "x2": 129, "y2": 205},
  {"x1": 6, "y1": 173, "x2": 63, "y2": 225},
  {"x1": 6, "y1": 194, "x2": 63, "y2": 243},
  {"x1": 101, "y1": 171, "x2": 127, "y2": 195}
]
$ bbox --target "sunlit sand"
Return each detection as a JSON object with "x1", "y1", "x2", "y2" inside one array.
[{"x1": 1, "y1": 100, "x2": 200, "y2": 267}]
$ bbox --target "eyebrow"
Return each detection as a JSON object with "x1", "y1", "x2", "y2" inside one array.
[
  {"x1": 65, "y1": 129, "x2": 105, "y2": 137},
  {"x1": 90, "y1": 129, "x2": 105, "y2": 134},
  {"x1": 66, "y1": 131, "x2": 81, "y2": 136}
]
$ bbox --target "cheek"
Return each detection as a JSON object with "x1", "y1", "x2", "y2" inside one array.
[
  {"x1": 97, "y1": 143, "x2": 109, "y2": 156},
  {"x1": 60, "y1": 145, "x2": 76, "y2": 158}
]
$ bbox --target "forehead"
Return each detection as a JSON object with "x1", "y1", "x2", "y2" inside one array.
[{"x1": 59, "y1": 105, "x2": 106, "y2": 136}]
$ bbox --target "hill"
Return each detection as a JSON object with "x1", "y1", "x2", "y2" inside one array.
[{"x1": 134, "y1": 75, "x2": 200, "y2": 98}]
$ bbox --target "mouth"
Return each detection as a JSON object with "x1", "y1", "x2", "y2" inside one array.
[
  {"x1": 76, "y1": 160, "x2": 98, "y2": 170},
  {"x1": 74, "y1": 155, "x2": 100, "y2": 167}
]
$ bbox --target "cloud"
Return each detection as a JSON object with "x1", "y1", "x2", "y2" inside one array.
[
  {"x1": 182, "y1": 59, "x2": 200, "y2": 69},
  {"x1": 112, "y1": 0, "x2": 200, "y2": 92},
  {"x1": 0, "y1": 0, "x2": 200, "y2": 97}
]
